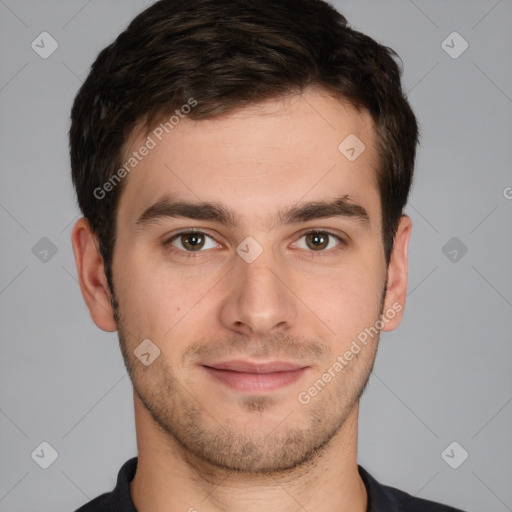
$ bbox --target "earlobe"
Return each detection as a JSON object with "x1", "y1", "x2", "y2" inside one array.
[
  {"x1": 71, "y1": 217, "x2": 117, "y2": 332},
  {"x1": 381, "y1": 215, "x2": 412, "y2": 332}
]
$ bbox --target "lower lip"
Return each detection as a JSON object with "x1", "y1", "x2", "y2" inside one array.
[{"x1": 202, "y1": 366, "x2": 307, "y2": 392}]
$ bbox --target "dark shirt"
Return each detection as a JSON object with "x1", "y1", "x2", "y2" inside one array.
[{"x1": 75, "y1": 457, "x2": 466, "y2": 511}]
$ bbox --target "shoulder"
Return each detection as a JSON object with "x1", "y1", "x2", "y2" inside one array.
[
  {"x1": 73, "y1": 457, "x2": 138, "y2": 512},
  {"x1": 358, "y1": 465, "x2": 467, "y2": 512},
  {"x1": 391, "y1": 489, "x2": 467, "y2": 511},
  {"x1": 74, "y1": 493, "x2": 112, "y2": 512}
]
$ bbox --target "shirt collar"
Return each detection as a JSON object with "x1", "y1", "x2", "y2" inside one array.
[{"x1": 110, "y1": 457, "x2": 398, "y2": 512}]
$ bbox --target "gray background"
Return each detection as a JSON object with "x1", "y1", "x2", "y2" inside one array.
[{"x1": 0, "y1": 0, "x2": 511, "y2": 510}]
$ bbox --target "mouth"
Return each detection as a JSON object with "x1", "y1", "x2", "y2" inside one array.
[{"x1": 201, "y1": 360, "x2": 309, "y2": 392}]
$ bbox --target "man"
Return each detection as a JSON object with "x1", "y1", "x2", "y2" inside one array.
[{"x1": 70, "y1": 0, "x2": 466, "y2": 510}]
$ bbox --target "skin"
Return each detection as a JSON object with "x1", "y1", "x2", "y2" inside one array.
[{"x1": 72, "y1": 87, "x2": 411, "y2": 512}]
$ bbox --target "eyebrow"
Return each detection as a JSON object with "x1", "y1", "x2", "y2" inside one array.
[{"x1": 134, "y1": 194, "x2": 370, "y2": 231}]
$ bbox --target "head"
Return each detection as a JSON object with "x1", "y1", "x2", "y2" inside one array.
[{"x1": 70, "y1": 0, "x2": 418, "y2": 474}]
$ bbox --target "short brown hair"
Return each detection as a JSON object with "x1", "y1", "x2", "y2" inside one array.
[{"x1": 70, "y1": 0, "x2": 419, "y2": 293}]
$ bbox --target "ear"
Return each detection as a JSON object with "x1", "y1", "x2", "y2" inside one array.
[
  {"x1": 71, "y1": 217, "x2": 117, "y2": 332},
  {"x1": 381, "y1": 214, "x2": 412, "y2": 332}
]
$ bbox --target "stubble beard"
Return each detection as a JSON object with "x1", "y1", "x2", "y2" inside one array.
[{"x1": 111, "y1": 287, "x2": 382, "y2": 476}]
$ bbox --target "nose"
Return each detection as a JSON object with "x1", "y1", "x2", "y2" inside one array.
[{"x1": 218, "y1": 245, "x2": 298, "y2": 338}]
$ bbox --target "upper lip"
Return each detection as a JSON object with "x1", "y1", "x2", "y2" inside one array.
[{"x1": 203, "y1": 360, "x2": 307, "y2": 373}]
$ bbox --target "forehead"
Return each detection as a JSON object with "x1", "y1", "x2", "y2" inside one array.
[{"x1": 116, "y1": 88, "x2": 381, "y2": 230}]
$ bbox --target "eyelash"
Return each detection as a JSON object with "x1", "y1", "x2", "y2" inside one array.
[{"x1": 162, "y1": 229, "x2": 347, "y2": 258}]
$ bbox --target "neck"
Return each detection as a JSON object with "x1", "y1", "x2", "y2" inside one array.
[{"x1": 130, "y1": 392, "x2": 367, "y2": 512}]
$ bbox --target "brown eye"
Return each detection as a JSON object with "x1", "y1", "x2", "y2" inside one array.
[
  {"x1": 165, "y1": 231, "x2": 218, "y2": 253},
  {"x1": 180, "y1": 232, "x2": 205, "y2": 251},
  {"x1": 305, "y1": 232, "x2": 329, "y2": 250},
  {"x1": 294, "y1": 231, "x2": 343, "y2": 253}
]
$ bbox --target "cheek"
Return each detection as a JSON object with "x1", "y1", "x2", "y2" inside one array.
[
  {"x1": 111, "y1": 247, "x2": 176, "y2": 337},
  {"x1": 302, "y1": 251, "x2": 385, "y2": 336},
  {"x1": 117, "y1": 253, "x2": 219, "y2": 342}
]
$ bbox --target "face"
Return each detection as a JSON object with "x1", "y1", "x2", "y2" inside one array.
[{"x1": 74, "y1": 87, "x2": 410, "y2": 474}]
